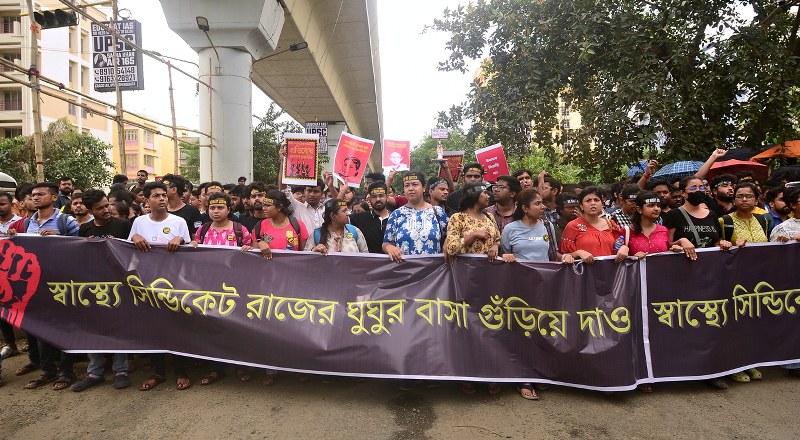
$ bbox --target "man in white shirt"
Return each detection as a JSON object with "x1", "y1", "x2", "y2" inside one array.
[{"x1": 128, "y1": 182, "x2": 191, "y2": 252}]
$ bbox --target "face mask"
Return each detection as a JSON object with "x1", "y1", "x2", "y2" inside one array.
[{"x1": 687, "y1": 191, "x2": 705, "y2": 206}]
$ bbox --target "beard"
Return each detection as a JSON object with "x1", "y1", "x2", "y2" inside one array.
[{"x1": 717, "y1": 192, "x2": 734, "y2": 203}]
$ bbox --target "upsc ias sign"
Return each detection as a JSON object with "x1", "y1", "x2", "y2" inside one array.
[
  {"x1": 305, "y1": 122, "x2": 328, "y2": 154},
  {"x1": 91, "y1": 20, "x2": 144, "y2": 92}
]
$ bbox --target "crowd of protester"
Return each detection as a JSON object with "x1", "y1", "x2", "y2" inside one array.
[{"x1": 1, "y1": 147, "x2": 799, "y2": 400}]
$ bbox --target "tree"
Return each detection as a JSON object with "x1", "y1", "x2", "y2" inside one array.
[
  {"x1": 430, "y1": 0, "x2": 800, "y2": 182},
  {"x1": 253, "y1": 103, "x2": 302, "y2": 184},
  {"x1": 0, "y1": 118, "x2": 114, "y2": 188},
  {"x1": 179, "y1": 140, "x2": 199, "y2": 182}
]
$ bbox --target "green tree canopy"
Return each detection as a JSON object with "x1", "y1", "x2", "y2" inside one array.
[
  {"x1": 0, "y1": 118, "x2": 114, "y2": 188},
  {"x1": 430, "y1": 0, "x2": 800, "y2": 181},
  {"x1": 253, "y1": 103, "x2": 302, "y2": 184}
]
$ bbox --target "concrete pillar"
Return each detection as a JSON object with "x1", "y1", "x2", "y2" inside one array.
[{"x1": 197, "y1": 47, "x2": 253, "y2": 183}]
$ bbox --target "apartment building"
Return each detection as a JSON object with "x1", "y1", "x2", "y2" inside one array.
[
  {"x1": 111, "y1": 113, "x2": 177, "y2": 179},
  {"x1": 0, "y1": 1, "x2": 112, "y2": 143}
]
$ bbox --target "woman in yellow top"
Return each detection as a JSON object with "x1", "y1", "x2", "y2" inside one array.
[
  {"x1": 718, "y1": 181, "x2": 769, "y2": 384},
  {"x1": 444, "y1": 182, "x2": 501, "y2": 263},
  {"x1": 444, "y1": 181, "x2": 502, "y2": 396}
]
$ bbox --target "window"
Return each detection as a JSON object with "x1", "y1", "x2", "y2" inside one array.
[
  {"x1": 81, "y1": 128, "x2": 90, "y2": 135},
  {"x1": 144, "y1": 155, "x2": 155, "y2": 167},
  {"x1": 3, "y1": 128, "x2": 22, "y2": 138},
  {"x1": 561, "y1": 105, "x2": 570, "y2": 116},
  {"x1": 144, "y1": 130, "x2": 154, "y2": 143},
  {"x1": 0, "y1": 53, "x2": 19, "y2": 72},
  {"x1": 561, "y1": 119, "x2": 570, "y2": 130},
  {"x1": 124, "y1": 129, "x2": 138, "y2": 141},
  {"x1": 2, "y1": 90, "x2": 22, "y2": 110},
  {"x1": 561, "y1": 140, "x2": 572, "y2": 153},
  {"x1": 81, "y1": 108, "x2": 87, "y2": 119},
  {"x1": 125, "y1": 154, "x2": 138, "y2": 166},
  {"x1": 81, "y1": 67, "x2": 89, "y2": 91},
  {"x1": 1, "y1": 17, "x2": 19, "y2": 34},
  {"x1": 68, "y1": 62, "x2": 76, "y2": 84},
  {"x1": 68, "y1": 102, "x2": 76, "y2": 115}
]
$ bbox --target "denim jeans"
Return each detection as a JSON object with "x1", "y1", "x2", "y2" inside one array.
[{"x1": 87, "y1": 353, "x2": 128, "y2": 377}]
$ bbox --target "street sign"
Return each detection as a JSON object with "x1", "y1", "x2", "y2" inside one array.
[
  {"x1": 305, "y1": 122, "x2": 328, "y2": 154},
  {"x1": 91, "y1": 20, "x2": 144, "y2": 92},
  {"x1": 431, "y1": 128, "x2": 449, "y2": 139}
]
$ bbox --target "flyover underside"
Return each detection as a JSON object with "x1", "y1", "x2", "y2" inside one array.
[{"x1": 251, "y1": 0, "x2": 382, "y2": 169}]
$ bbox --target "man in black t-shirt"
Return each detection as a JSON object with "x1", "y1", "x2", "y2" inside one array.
[
  {"x1": 162, "y1": 174, "x2": 204, "y2": 236},
  {"x1": 349, "y1": 182, "x2": 391, "y2": 253},
  {"x1": 72, "y1": 189, "x2": 132, "y2": 391}
]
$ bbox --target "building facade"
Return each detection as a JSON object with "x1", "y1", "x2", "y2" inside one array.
[{"x1": 111, "y1": 114, "x2": 178, "y2": 179}]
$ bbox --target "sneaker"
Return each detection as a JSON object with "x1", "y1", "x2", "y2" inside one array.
[
  {"x1": 71, "y1": 375, "x2": 105, "y2": 392},
  {"x1": 746, "y1": 368, "x2": 762, "y2": 380},
  {"x1": 707, "y1": 378, "x2": 728, "y2": 389},
  {"x1": 113, "y1": 373, "x2": 131, "y2": 389},
  {"x1": 0, "y1": 346, "x2": 19, "y2": 360}
]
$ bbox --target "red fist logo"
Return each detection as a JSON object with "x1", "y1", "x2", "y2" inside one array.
[{"x1": 0, "y1": 239, "x2": 41, "y2": 328}]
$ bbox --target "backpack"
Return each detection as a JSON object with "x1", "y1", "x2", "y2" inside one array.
[
  {"x1": 720, "y1": 213, "x2": 768, "y2": 242},
  {"x1": 24, "y1": 213, "x2": 69, "y2": 235},
  {"x1": 313, "y1": 224, "x2": 359, "y2": 246},
  {"x1": 254, "y1": 216, "x2": 301, "y2": 242},
  {"x1": 198, "y1": 221, "x2": 244, "y2": 246},
  {"x1": 543, "y1": 219, "x2": 558, "y2": 262}
]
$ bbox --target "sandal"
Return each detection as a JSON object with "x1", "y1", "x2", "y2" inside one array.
[
  {"x1": 517, "y1": 383, "x2": 539, "y2": 400},
  {"x1": 25, "y1": 374, "x2": 55, "y2": 389},
  {"x1": 52, "y1": 375, "x2": 75, "y2": 391},
  {"x1": 200, "y1": 371, "x2": 224, "y2": 385},
  {"x1": 730, "y1": 372, "x2": 750, "y2": 383},
  {"x1": 261, "y1": 374, "x2": 277, "y2": 386},
  {"x1": 176, "y1": 375, "x2": 191, "y2": 390},
  {"x1": 487, "y1": 382, "x2": 502, "y2": 395},
  {"x1": 139, "y1": 374, "x2": 165, "y2": 391},
  {"x1": 15, "y1": 363, "x2": 40, "y2": 376},
  {"x1": 236, "y1": 369, "x2": 253, "y2": 382},
  {"x1": 459, "y1": 381, "x2": 476, "y2": 395},
  {"x1": 637, "y1": 384, "x2": 653, "y2": 393}
]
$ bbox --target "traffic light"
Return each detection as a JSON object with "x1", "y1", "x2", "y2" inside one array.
[{"x1": 33, "y1": 9, "x2": 78, "y2": 29}]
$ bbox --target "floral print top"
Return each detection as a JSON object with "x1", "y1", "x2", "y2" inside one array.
[
  {"x1": 383, "y1": 205, "x2": 448, "y2": 255},
  {"x1": 444, "y1": 211, "x2": 501, "y2": 255}
]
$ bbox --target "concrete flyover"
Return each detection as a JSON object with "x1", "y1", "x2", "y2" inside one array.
[{"x1": 160, "y1": 0, "x2": 383, "y2": 183}]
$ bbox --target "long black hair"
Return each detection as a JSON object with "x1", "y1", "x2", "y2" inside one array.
[
  {"x1": 318, "y1": 199, "x2": 345, "y2": 246},
  {"x1": 630, "y1": 190, "x2": 660, "y2": 234}
]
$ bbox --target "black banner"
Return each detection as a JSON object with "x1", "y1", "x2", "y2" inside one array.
[{"x1": 1, "y1": 236, "x2": 798, "y2": 391}]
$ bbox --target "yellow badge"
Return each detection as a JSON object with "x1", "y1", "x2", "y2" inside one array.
[
  {"x1": 543, "y1": 234, "x2": 550, "y2": 242},
  {"x1": 227, "y1": 234, "x2": 236, "y2": 241},
  {"x1": 163, "y1": 227, "x2": 171, "y2": 234},
  {"x1": 346, "y1": 232, "x2": 354, "y2": 240}
]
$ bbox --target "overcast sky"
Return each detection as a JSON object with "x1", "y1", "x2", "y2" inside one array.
[{"x1": 115, "y1": 0, "x2": 478, "y2": 146}]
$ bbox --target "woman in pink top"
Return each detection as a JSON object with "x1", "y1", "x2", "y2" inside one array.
[
  {"x1": 191, "y1": 193, "x2": 254, "y2": 249},
  {"x1": 615, "y1": 191, "x2": 687, "y2": 261}
]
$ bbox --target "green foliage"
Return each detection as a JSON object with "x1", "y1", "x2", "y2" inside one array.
[
  {"x1": 506, "y1": 146, "x2": 592, "y2": 185},
  {"x1": 253, "y1": 103, "x2": 302, "y2": 184},
  {"x1": 430, "y1": 0, "x2": 800, "y2": 182},
  {"x1": 0, "y1": 118, "x2": 114, "y2": 188},
  {"x1": 179, "y1": 141, "x2": 199, "y2": 182}
]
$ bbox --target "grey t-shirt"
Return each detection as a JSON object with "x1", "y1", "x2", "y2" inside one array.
[{"x1": 500, "y1": 220, "x2": 552, "y2": 262}]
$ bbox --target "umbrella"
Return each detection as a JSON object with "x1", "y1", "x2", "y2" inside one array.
[
  {"x1": 751, "y1": 140, "x2": 800, "y2": 161},
  {"x1": 651, "y1": 161, "x2": 704, "y2": 181},
  {"x1": 627, "y1": 160, "x2": 648, "y2": 177},
  {"x1": 720, "y1": 147, "x2": 757, "y2": 162},
  {"x1": 707, "y1": 159, "x2": 768, "y2": 181}
]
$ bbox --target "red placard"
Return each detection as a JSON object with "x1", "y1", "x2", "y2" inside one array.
[
  {"x1": 382, "y1": 139, "x2": 410, "y2": 175},
  {"x1": 282, "y1": 133, "x2": 319, "y2": 186},
  {"x1": 439, "y1": 150, "x2": 464, "y2": 181},
  {"x1": 474, "y1": 143, "x2": 510, "y2": 183},
  {"x1": 333, "y1": 132, "x2": 375, "y2": 188}
]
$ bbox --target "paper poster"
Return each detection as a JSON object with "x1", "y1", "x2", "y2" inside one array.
[
  {"x1": 382, "y1": 139, "x2": 411, "y2": 175},
  {"x1": 475, "y1": 143, "x2": 510, "y2": 183},
  {"x1": 305, "y1": 122, "x2": 328, "y2": 154},
  {"x1": 333, "y1": 132, "x2": 375, "y2": 188},
  {"x1": 282, "y1": 133, "x2": 319, "y2": 186},
  {"x1": 439, "y1": 150, "x2": 464, "y2": 181}
]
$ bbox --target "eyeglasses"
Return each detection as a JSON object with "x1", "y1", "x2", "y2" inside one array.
[
  {"x1": 493, "y1": 185, "x2": 509, "y2": 190},
  {"x1": 735, "y1": 194, "x2": 756, "y2": 200},
  {"x1": 687, "y1": 185, "x2": 707, "y2": 192}
]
